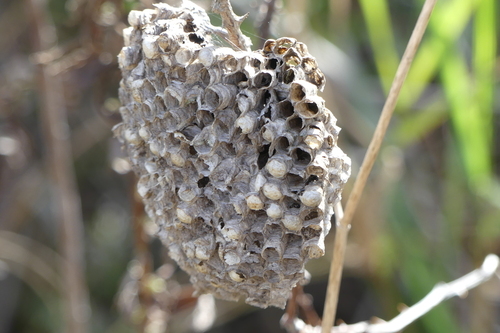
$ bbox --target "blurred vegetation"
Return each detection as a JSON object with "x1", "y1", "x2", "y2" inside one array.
[{"x1": 0, "y1": 0, "x2": 499, "y2": 332}]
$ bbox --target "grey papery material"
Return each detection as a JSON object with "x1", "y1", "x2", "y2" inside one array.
[{"x1": 115, "y1": 0, "x2": 350, "y2": 308}]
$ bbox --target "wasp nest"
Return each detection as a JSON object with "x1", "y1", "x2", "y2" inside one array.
[{"x1": 115, "y1": 1, "x2": 351, "y2": 308}]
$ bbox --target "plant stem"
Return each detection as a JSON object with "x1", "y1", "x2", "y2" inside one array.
[
  {"x1": 321, "y1": 0, "x2": 438, "y2": 332},
  {"x1": 27, "y1": 0, "x2": 91, "y2": 331},
  {"x1": 212, "y1": 0, "x2": 252, "y2": 51}
]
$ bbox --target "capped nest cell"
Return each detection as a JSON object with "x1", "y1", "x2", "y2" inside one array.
[{"x1": 115, "y1": 0, "x2": 351, "y2": 309}]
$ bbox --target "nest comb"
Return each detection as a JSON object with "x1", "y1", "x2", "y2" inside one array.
[{"x1": 115, "y1": 0, "x2": 351, "y2": 309}]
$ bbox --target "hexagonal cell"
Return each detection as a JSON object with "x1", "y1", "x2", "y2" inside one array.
[
  {"x1": 263, "y1": 39, "x2": 276, "y2": 54},
  {"x1": 265, "y1": 58, "x2": 280, "y2": 70},
  {"x1": 224, "y1": 71, "x2": 248, "y2": 86},
  {"x1": 295, "y1": 99, "x2": 321, "y2": 118},
  {"x1": 277, "y1": 100, "x2": 294, "y2": 118},
  {"x1": 286, "y1": 116, "x2": 304, "y2": 132},
  {"x1": 252, "y1": 71, "x2": 275, "y2": 89},
  {"x1": 283, "y1": 48, "x2": 302, "y2": 67},
  {"x1": 291, "y1": 147, "x2": 312, "y2": 166},
  {"x1": 302, "y1": 57, "x2": 318, "y2": 72},
  {"x1": 273, "y1": 37, "x2": 296, "y2": 56}
]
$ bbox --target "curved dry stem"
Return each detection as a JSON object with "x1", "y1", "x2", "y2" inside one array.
[
  {"x1": 288, "y1": 254, "x2": 499, "y2": 333},
  {"x1": 321, "y1": 0, "x2": 438, "y2": 332}
]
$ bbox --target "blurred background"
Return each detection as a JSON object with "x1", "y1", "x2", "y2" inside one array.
[{"x1": 0, "y1": 0, "x2": 499, "y2": 332}]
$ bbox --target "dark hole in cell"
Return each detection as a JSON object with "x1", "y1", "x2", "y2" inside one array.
[
  {"x1": 284, "y1": 69, "x2": 295, "y2": 84},
  {"x1": 200, "y1": 68, "x2": 210, "y2": 86},
  {"x1": 254, "y1": 72, "x2": 273, "y2": 88},
  {"x1": 184, "y1": 20, "x2": 196, "y2": 32},
  {"x1": 278, "y1": 100, "x2": 294, "y2": 118},
  {"x1": 287, "y1": 174, "x2": 304, "y2": 190},
  {"x1": 225, "y1": 71, "x2": 248, "y2": 85},
  {"x1": 275, "y1": 137, "x2": 290, "y2": 152},
  {"x1": 254, "y1": 240, "x2": 262, "y2": 248},
  {"x1": 288, "y1": 117, "x2": 303, "y2": 130},
  {"x1": 285, "y1": 233, "x2": 303, "y2": 247},
  {"x1": 284, "y1": 197, "x2": 301, "y2": 209},
  {"x1": 305, "y1": 175, "x2": 319, "y2": 185},
  {"x1": 205, "y1": 90, "x2": 220, "y2": 109},
  {"x1": 189, "y1": 146, "x2": 197, "y2": 155},
  {"x1": 265, "y1": 58, "x2": 279, "y2": 69},
  {"x1": 306, "y1": 102, "x2": 319, "y2": 115},
  {"x1": 263, "y1": 107, "x2": 271, "y2": 119},
  {"x1": 220, "y1": 221, "x2": 225, "y2": 228},
  {"x1": 304, "y1": 210, "x2": 319, "y2": 221},
  {"x1": 294, "y1": 148, "x2": 311, "y2": 164},
  {"x1": 257, "y1": 144, "x2": 271, "y2": 169},
  {"x1": 291, "y1": 84, "x2": 305, "y2": 101},
  {"x1": 264, "y1": 90, "x2": 271, "y2": 102},
  {"x1": 252, "y1": 58, "x2": 262, "y2": 68},
  {"x1": 257, "y1": 90, "x2": 272, "y2": 110},
  {"x1": 197, "y1": 176, "x2": 210, "y2": 188},
  {"x1": 302, "y1": 227, "x2": 321, "y2": 239},
  {"x1": 189, "y1": 33, "x2": 204, "y2": 44}
]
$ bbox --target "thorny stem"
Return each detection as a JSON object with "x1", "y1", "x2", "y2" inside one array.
[
  {"x1": 321, "y1": 0, "x2": 438, "y2": 332},
  {"x1": 212, "y1": 0, "x2": 252, "y2": 51},
  {"x1": 27, "y1": 0, "x2": 91, "y2": 332}
]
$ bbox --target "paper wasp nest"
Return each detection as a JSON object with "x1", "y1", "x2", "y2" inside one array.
[{"x1": 115, "y1": 0, "x2": 351, "y2": 308}]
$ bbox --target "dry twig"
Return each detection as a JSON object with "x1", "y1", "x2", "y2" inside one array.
[
  {"x1": 212, "y1": 0, "x2": 252, "y2": 51},
  {"x1": 321, "y1": 0, "x2": 438, "y2": 332},
  {"x1": 131, "y1": 185, "x2": 155, "y2": 331},
  {"x1": 27, "y1": 0, "x2": 91, "y2": 332},
  {"x1": 256, "y1": 0, "x2": 277, "y2": 47},
  {"x1": 289, "y1": 254, "x2": 500, "y2": 333}
]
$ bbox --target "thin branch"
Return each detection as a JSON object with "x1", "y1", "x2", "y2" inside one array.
[
  {"x1": 321, "y1": 0, "x2": 438, "y2": 332},
  {"x1": 282, "y1": 286, "x2": 301, "y2": 332},
  {"x1": 131, "y1": 183, "x2": 155, "y2": 332},
  {"x1": 287, "y1": 254, "x2": 500, "y2": 333},
  {"x1": 212, "y1": 0, "x2": 252, "y2": 51},
  {"x1": 257, "y1": 0, "x2": 277, "y2": 47},
  {"x1": 27, "y1": 0, "x2": 91, "y2": 332}
]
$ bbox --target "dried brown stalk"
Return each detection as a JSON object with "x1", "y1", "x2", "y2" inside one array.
[
  {"x1": 27, "y1": 0, "x2": 91, "y2": 332},
  {"x1": 212, "y1": 0, "x2": 252, "y2": 51},
  {"x1": 321, "y1": 0, "x2": 438, "y2": 332},
  {"x1": 131, "y1": 185, "x2": 155, "y2": 332},
  {"x1": 257, "y1": 0, "x2": 277, "y2": 47}
]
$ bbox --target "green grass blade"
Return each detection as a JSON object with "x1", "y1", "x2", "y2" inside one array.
[
  {"x1": 398, "y1": 0, "x2": 479, "y2": 110},
  {"x1": 472, "y1": 0, "x2": 495, "y2": 185},
  {"x1": 392, "y1": 99, "x2": 448, "y2": 147},
  {"x1": 358, "y1": 0, "x2": 399, "y2": 93},
  {"x1": 441, "y1": 50, "x2": 492, "y2": 190}
]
